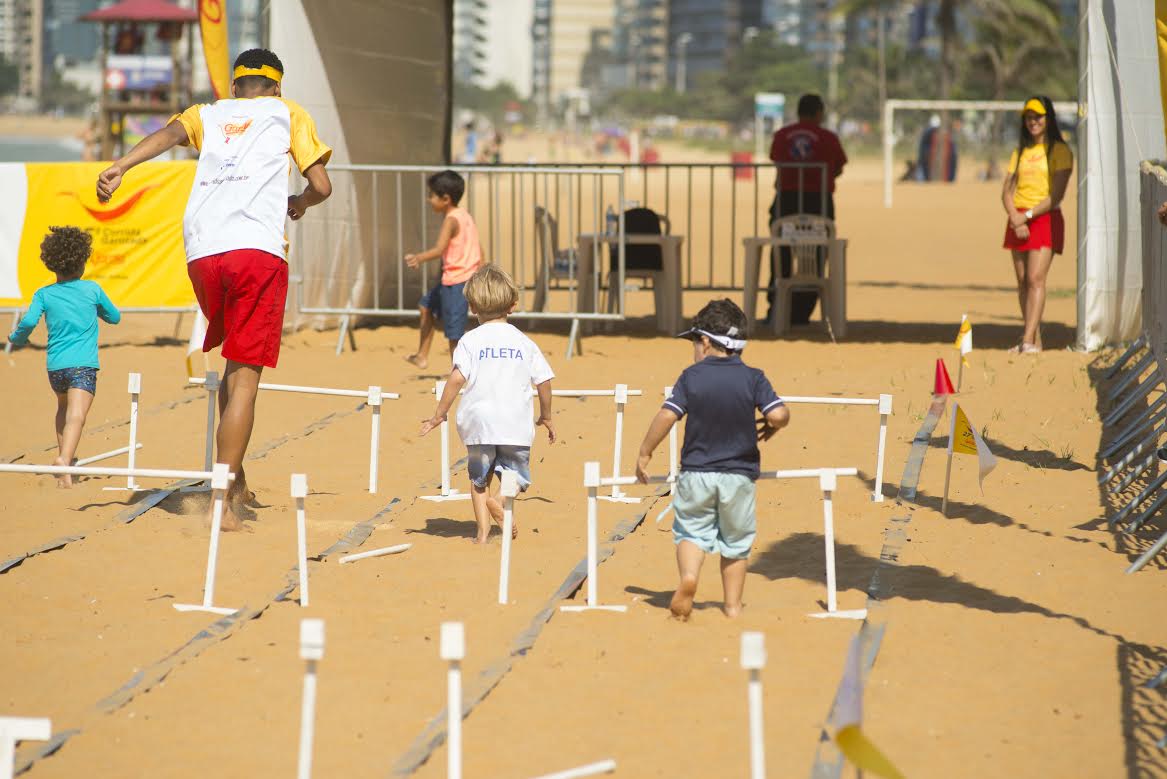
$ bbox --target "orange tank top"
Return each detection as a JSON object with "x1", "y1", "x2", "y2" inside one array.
[{"x1": 442, "y1": 207, "x2": 482, "y2": 285}]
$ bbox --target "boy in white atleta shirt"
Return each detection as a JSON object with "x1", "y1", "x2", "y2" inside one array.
[{"x1": 421, "y1": 265, "x2": 556, "y2": 544}]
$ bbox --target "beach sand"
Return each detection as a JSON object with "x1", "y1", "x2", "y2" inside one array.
[{"x1": 2, "y1": 149, "x2": 1165, "y2": 778}]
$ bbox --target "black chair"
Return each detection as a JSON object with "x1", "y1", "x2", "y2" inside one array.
[{"x1": 607, "y1": 207, "x2": 670, "y2": 274}]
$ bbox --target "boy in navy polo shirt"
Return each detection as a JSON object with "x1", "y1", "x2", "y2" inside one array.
[{"x1": 635, "y1": 299, "x2": 789, "y2": 619}]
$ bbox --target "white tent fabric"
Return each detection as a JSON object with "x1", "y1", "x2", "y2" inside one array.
[
  {"x1": 270, "y1": 0, "x2": 452, "y2": 327},
  {"x1": 1078, "y1": 0, "x2": 1166, "y2": 349}
]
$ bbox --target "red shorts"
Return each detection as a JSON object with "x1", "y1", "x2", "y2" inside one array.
[
  {"x1": 1003, "y1": 209, "x2": 1064, "y2": 254},
  {"x1": 187, "y1": 249, "x2": 288, "y2": 368}
]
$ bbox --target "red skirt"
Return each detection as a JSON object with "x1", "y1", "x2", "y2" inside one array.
[{"x1": 1003, "y1": 209, "x2": 1064, "y2": 254}]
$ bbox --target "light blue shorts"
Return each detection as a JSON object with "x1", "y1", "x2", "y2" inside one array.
[
  {"x1": 465, "y1": 444, "x2": 531, "y2": 491},
  {"x1": 672, "y1": 471, "x2": 757, "y2": 559}
]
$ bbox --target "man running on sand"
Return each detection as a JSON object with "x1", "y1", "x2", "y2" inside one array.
[{"x1": 96, "y1": 48, "x2": 332, "y2": 530}]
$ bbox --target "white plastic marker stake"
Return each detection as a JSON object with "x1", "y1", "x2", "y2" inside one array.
[
  {"x1": 174, "y1": 463, "x2": 238, "y2": 615},
  {"x1": 203, "y1": 371, "x2": 220, "y2": 472},
  {"x1": 741, "y1": 632, "x2": 766, "y2": 779},
  {"x1": 599, "y1": 384, "x2": 640, "y2": 504},
  {"x1": 498, "y1": 470, "x2": 519, "y2": 605},
  {"x1": 421, "y1": 380, "x2": 470, "y2": 502},
  {"x1": 368, "y1": 386, "x2": 382, "y2": 494},
  {"x1": 872, "y1": 393, "x2": 893, "y2": 502},
  {"x1": 561, "y1": 462, "x2": 627, "y2": 613},
  {"x1": 105, "y1": 373, "x2": 143, "y2": 491},
  {"x1": 809, "y1": 470, "x2": 866, "y2": 620},
  {"x1": 292, "y1": 474, "x2": 310, "y2": 607},
  {"x1": 0, "y1": 717, "x2": 50, "y2": 779},
  {"x1": 337, "y1": 544, "x2": 412, "y2": 564},
  {"x1": 440, "y1": 622, "x2": 465, "y2": 779},
  {"x1": 125, "y1": 372, "x2": 141, "y2": 489},
  {"x1": 528, "y1": 760, "x2": 617, "y2": 779},
  {"x1": 942, "y1": 401, "x2": 957, "y2": 517},
  {"x1": 297, "y1": 619, "x2": 324, "y2": 779}
]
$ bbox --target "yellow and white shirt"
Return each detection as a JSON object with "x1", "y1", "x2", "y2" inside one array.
[
  {"x1": 169, "y1": 96, "x2": 331, "y2": 263},
  {"x1": 1008, "y1": 141, "x2": 1073, "y2": 210}
]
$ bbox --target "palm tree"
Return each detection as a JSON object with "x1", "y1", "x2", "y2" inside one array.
[{"x1": 840, "y1": 0, "x2": 1065, "y2": 100}]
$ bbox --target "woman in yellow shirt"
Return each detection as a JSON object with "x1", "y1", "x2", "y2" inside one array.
[{"x1": 1001, "y1": 95, "x2": 1073, "y2": 354}]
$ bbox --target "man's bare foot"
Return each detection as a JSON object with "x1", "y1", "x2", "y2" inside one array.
[
  {"x1": 472, "y1": 533, "x2": 490, "y2": 545},
  {"x1": 52, "y1": 457, "x2": 72, "y2": 488},
  {"x1": 405, "y1": 354, "x2": 428, "y2": 370},
  {"x1": 205, "y1": 499, "x2": 246, "y2": 532},
  {"x1": 723, "y1": 603, "x2": 743, "y2": 618},
  {"x1": 487, "y1": 496, "x2": 518, "y2": 538},
  {"x1": 670, "y1": 575, "x2": 698, "y2": 619}
]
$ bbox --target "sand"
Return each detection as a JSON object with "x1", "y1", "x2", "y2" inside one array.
[{"x1": 2, "y1": 149, "x2": 1166, "y2": 779}]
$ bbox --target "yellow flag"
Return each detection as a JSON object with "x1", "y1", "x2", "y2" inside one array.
[
  {"x1": 832, "y1": 636, "x2": 906, "y2": 779},
  {"x1": 954, "y1": 315, "x2": 972, "y2": 366},
  {"x1": 837, "y1": 726, "x2": 906, "y2": 779},
  {"x1": 199, "y1": 0, "x2": 231, "y2": 100},
  {"x1": 950, "y1": 404, "x2": 997, "y2": 488}
]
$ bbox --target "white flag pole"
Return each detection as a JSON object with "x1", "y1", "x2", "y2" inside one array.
[{"x1": 942, "y1": 401, "x2": 958, "y2": 516}]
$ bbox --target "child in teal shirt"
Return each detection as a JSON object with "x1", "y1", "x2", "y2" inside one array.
[{"x1": 8, "y1": 227, "x2": 121, "y2": 487}]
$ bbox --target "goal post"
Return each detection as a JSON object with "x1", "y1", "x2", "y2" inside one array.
[{"x1": 881, "y1": 99, "x2": 1077, "y2": 208}]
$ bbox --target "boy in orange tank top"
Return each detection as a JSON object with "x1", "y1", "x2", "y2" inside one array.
[{"x1": 406, "y1": 170, "x2": 484, "y2": 369}]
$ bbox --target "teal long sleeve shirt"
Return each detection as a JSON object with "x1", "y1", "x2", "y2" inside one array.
[{"x1": 8, "y1": 280, "x2": 121, "y2": 371}]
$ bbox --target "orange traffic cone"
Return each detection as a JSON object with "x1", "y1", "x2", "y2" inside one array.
[{"x1": 934, "y1": 358, "x2": 956, "y2": 396}]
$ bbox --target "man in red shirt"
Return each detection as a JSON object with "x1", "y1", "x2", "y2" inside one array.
[{"x1": 766, "y1": 93, "x2": 847, "y2": 324}]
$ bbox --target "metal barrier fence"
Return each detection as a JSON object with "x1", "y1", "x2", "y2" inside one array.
[
  {"x1": 1096, "y1": 162, "x2": 1167, "y2": 573},
  {"x1": 289, "y1": 164, "x2": 627, "y2": 328},
  {"x1": 287, "y1": 161, "x2": 827, "y2": 333}
]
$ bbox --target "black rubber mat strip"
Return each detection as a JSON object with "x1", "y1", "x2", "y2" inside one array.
[
  {"x1": 0, "y1": 479, "x2": 200, "y2": 574},
  {"x1": 809, "y1": 395, "x2": 946, "y2": 778},
  {"x1": 389, "y1": 489, "x2": 669, "y2": 777},
  {"x1": 14, "y1": 494, "x2": 406, "y2": 774}
]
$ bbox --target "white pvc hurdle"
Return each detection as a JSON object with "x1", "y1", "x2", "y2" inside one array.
[
  {"x1": 421, "y1": 382, "x2": 644, "y2": 502},
  {"x1": 0, "y1": 717, "x2": 50, "y2": 779},
  {"x1": 781, "y1": 394, "x2": 893, "y2": 502},
  {"x1": 529, "y1": 760, "x2": 617, "y2": 779},
  {"x1": 75, "y1": 442, "x2": 143, "y2": 467},
  {"x1": 440, "y1": 622, "x2": 465, "y2": 779},
  {"x1": 0, "y1": 462, "x2": 229, "y2": 482},
  {"x1": 173, "y1": 463, "x2": 239, "y2": 616},
  {"x1": 740, "y1": 632, "x2": 766, "y2": 779},
  {"x1": 191, "y1": 376, "x2": 398, "y2": 493},
  {"x1": 292, "y1": 474, "x2": 310, "y2": 607},
  {"x1": 298, "y1": 618, "x2": 324, "y2": 779},
  {"x1": 337, "y1": 544, "x2": 412, "y2": 565},
  {"x1": 103, "y1": 372, "x2": 142, "y2": 492},
  {"x1": 563, "y1": 463, "x2": 861, "y2": 616},
  {"x1": 498, "y1": 470, "x2": 519, "y2": 605},
  {"x1": 560, "y1": 462, "x2": 629, "y2": 613}
]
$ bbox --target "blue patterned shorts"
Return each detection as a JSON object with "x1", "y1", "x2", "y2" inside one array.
[
  {"x1": 47, "y1": 366, "x2": 98, "y2": 395},
  {"x1": 465, "y1": 444, "x2": 531, "y2": 491}
]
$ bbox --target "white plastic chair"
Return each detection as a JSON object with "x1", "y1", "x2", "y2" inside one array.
[{"x1": 771, "y1": 214, "x2": 836, "y2": 337}]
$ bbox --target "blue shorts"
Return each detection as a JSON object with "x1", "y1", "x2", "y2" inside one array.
[
  {"x1": 47, "y1": 366, "x2": 98, "y2": 395},
  {"x1": 466, "y1": 444, "x2": 531, "y2": 491},
  {"x1": 672, "y1": 471, "x2": 757, "y2": 559},
  {"x1": 419, "y1": 282, "x2": 469, "y2": 341}
]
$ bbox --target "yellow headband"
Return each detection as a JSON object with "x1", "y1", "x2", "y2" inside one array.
[
  {"x1": 1022, "y1": 98, "x2": 1046, "y2": 116},
  {"x1": 233, "y1": 64, "x2": 283, "y2": 83}
]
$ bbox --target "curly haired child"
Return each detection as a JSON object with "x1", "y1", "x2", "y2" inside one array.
[{"x1": 8, "y1": 227, "x2": 121, "y2": 487}]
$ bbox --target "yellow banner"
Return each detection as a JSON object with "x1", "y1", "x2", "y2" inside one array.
[
  {"x1": 0, "y1": 161, "x2": 196, "y2": 308},
  {"x1": 199, "y1": 0, "x2": 231, "y2": 100}
]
